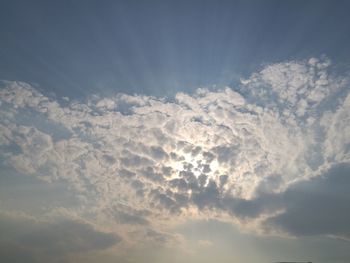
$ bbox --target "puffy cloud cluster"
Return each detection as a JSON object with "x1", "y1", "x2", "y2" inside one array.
[{"x1": 0, "y1": 58, "x2": 349, "y2": 241}]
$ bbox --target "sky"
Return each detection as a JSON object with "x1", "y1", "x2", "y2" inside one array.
[{"x1": 0, "y1": 1, "x2": 350, "y2": 263}]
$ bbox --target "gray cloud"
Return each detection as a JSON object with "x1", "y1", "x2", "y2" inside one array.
[
  {"x1": 149, "y1": 188, "x2": 178, "y2": 212},
  {"x1": 114, "y1": 210, "x2": 150, "y2": 225},
  {"x1": 149, "y1": 146, "x2": 169, "y2": 160},
  {"x1": 0, "y1": 215, "x2": 120, "y2": 251},
  {"x1": 266, "y1": 163, "x2": 350, "y2": 238},
  {"x1": 0, "y1": 242, "x2": 39, "y2": 263},
  {"x1": 0, "y1": 213, "x2": 121, "y2": 262},
  {"x1": 138, "y1": 166, "x2": 164, "y2": 183},
  {"x1": 19, "y1": 220, "x2": 120, "y2": 254},
  {"x1": 191, "y1": 180, "x2": 220, "y2": 209},
  {"x1": 168, "y1": 178, "x2": 188, "y2": 192},
  {"x1": 118, "y1": 168, "x2": 136, "y2": 179}
]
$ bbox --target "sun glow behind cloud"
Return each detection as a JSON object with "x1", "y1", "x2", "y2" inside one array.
[{"x1": 1, "y1": 57, "x2": 350, "y2": 262}]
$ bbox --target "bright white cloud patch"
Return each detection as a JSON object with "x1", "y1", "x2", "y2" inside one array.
[{"x1": 0, "y1": 58, "x2": 349, "y2": 244}]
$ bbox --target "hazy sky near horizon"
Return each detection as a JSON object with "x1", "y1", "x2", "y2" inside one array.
[{"x1": 1, "y1": 1, "x2": 350, "y2": 263}]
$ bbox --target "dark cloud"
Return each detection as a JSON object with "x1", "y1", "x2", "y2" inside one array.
[
  {"x1": 130, "y1": 179, "x2": 144, "y2": 190},
  {"x1": 129, "y1": 179, "x2": 146, "y2": 198},
  {"x1": 153, "y1": 192, "x2": 176, "y2": 208},
  {"x1": 221, "y1": 196, "x2": 268, "y2": 219},
  {"x1": 161, "y1": 166, "x2": 173, "y2": 177},
  {"x1": 201, "y1": 164, "x2": 211, "y2": 174},
  {"x1": 255, "y1": 174, "x2": 283, "y2": 195},
  {"x1": 169, "y1": 178, "x2": 188, "y2": 192},
  {"x1": 189, "y1": 162, "x2": 350, "y2": 240},
  {"x1": 180, "y1": 170, "x2": 199, "y2": 191},
  {"x1": 191, "y1": 180, "x2": 220, "y2": 209},
  {"x1": 114, "y1": 210, "x2": 149, "y2": 225},
  {"x1": 139, "y1": 167, "x2": 164, "y2": 182},
  {"x1": 173, "y1": 193, "x2": 189, "y2": 207},
  {"x1": 149, "y1": 146, "x2": 168, "y2": 160},
  {"x1": 212, "y1": 145, "x2": 239, "y2": 164},
  {"x1": 102, "y1": 154, "x2": 116, "y2": 165},
  {"x1": 149, "y1": 188, "x2": 181, "y2": 213},
  {"x1": 202, "y1": 151, "x2": 215, "y2": 163},
  {"x1": 132, "y1": 161, "x2": 350, "y2": 241},
  {"x1": 0, "y1": 213, "x2": 121, "y2": 262},
  {"x1": 19, "y1": 220, "x2": 120, "y2": 254},
  {"x1": 143, "y1": 228, "x2": 174, "y2": 245},
  {"x1": 119, "y1": 169, "x2": 136, "y2": 179},
  {"x1": 266, "y1": 163, "x2": 350, "y2": 238},
  {"x1": 191, "y1": 146, "x2": 202, "y2": 157},
  {"x1": 0, "y1": 242, "x2": 39, "y2": 263},
  {"x1": 219, "y1": 175, "x2": 228, "y2": 187},
  {"x1": 198, "y1": 174, "x2": 208, "y2": 188},
  {"x1": 120, "y1": 151, "x2": 154, "y2": 168}
]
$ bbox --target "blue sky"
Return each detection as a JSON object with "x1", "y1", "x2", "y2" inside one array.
[
  {"x1": 1, "y1": 0, "x2": 350, "y2": 98},
  {"x1": 1, "y1": 1, "x2": 350, "y2": 263}
]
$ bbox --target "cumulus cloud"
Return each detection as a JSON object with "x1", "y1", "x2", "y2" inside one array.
[{"x1": 0, "y1": 57, "x2": 349, "y2": 241}]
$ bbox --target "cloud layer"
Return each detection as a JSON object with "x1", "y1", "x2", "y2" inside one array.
[
  {"x1": 0, "y1": 57, "x2": 349, "y2": 247},
  {"x1": 0, "y1": 212, "x2": 120, "y2": 262}
]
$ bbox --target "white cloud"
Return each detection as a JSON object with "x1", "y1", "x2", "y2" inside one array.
[
  {"x1": 0, "y1": 57, "x2": 349, "y2": 241},
  {"x1": 321, "y1": 93, "x2": 350, "y2": 163}
]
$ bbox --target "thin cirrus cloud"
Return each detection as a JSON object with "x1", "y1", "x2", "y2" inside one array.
[{"x1": 0, "y1": 57, "x2": 350, "y2": 258}]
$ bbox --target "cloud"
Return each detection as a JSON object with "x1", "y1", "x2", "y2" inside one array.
[
  {"x1": 0, "y1": 242, "x2": 39, "y2": 263},
  {"x1": 212, "y1": 162, "x2": 350, "y2": 239},
  {"x1": 19, "y1": 220, "x2": 120, "y2": 254},
  {"x1": 265, "y1": 163, "x2": 350, "y2": 238},
  {"x1": 0, "y1": 212, "x2": 121, "y2": 262},
  {"x1": 114, "y1": 210, "x2": 150, "y2": 225},
  {"x1": 0, "y1": 57, "x2": 349, "y2": 241}
]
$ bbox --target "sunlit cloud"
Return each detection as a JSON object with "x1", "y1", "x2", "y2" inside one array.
[{"x1": 0, "y1": 57, "x2": 350, "y2": 262}]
